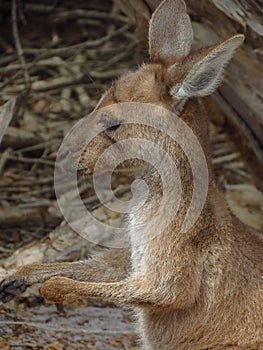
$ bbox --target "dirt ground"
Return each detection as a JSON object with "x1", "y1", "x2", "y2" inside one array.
[
  {"x1": 0, "y1": 1, "x2": 262, "y2": 349},
  {"x1": 0, "y1": 299, "x2": 137, "y2": 350}
]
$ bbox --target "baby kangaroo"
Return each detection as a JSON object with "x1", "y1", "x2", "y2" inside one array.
[{"x1": 1, "y1": 0, "x2": 262, "y2": 349}]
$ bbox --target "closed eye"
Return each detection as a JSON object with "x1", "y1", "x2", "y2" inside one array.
[
  {"x1": 107, "y1": 124, "x2": 121, "y2": 131},
  {"x1": 100, "y1": 114, "x2": 121, "y2": 131}
]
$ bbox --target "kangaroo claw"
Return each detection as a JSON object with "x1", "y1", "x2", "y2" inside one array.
[{"x1": 0, "y1": 276, "x2": 28, "y2": 303}]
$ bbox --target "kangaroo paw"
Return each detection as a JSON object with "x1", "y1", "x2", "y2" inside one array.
[{"x1": 39, "y1": 277, "x2": 78, "y2": 304}]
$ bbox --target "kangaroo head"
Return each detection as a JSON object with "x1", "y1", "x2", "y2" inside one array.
[{"x1": 77, "y1": 0, "x2": 244, "y2": 173}]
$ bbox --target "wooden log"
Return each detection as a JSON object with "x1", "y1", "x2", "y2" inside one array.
[
  {"x1": 186, "y1": 0, "x2": 263, "y2": 191},
  {"x1": 114, "y1": 0, "x2": 263, "y2": 190},
  {"x1": 1, "y1": 126, "x2": 43, "y2": 149}
]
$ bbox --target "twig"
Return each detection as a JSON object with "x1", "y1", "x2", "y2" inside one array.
[
  {"x1": 0, "y1": 54, "x2": 17, "y2": 67},
  {"x1": 0, "y1": 148, "x2": 12, "y2": 174},
  {"x1": 8, "y1": 155, "x2": 54, "y2": 166},
  {"x1": 51, "y1": 9, "x2": 129, "y2": 24},
  {"x1": 0, "y1": 57, "x2": 69, "y2": 73},
  {"x1": 0, "y1": 99, "x2": 16, "y2": 145},
  {"x1": 14, "y1": 140, "x2": 58, "y2": 154},
  {"x1": 23, "y1": 24, "x2": 130, "y2": 56},
  {"x1": 0, "y1": 176, "x2": 53, "y2": 187},
  {"x1": 4, "y1": 75, "x2": 121, "y2": 94},
  {"x1": 0, "y1": 207, "x2": 44, "y2": 226},
  {"x1": 99, "y1": 42, "x2": 136, "y2": 69},
  {"x1": 88, "y1": 69, "x2": 127, "y2": 80},
  {"x1": 18, "y1": 199, "x2": 52, "y2": 208},
  {"x1": 31, "y1": 76, "x2": 84, "y2": 92},
  {"x1": 0, "y1": 68, "x2": 25, "y2": 90},
  {"x1": 11, "y1": 0, "x2": 30, "y2": 91},
  {"x1": 1, "y1": 126, "x2": 43, "y2": 150},
  {"x1": 212, "y1": 152, "x2": 240, "y2": 165},
  {"x1": 23, "y1": 4, "x2": 128, "y2": 23}
]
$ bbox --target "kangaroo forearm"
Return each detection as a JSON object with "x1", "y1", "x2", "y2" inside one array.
[
  {"x1": 40, "y1": 276, "x2": 163, "y2": 306},
  {"x1": 40, "y1": 274, "x2": 199, "y2": 309},
  {"x1": 72, "y1": 279, "x2": 171, "y2": 306},
  {"x1": 13, "y1": 248, "x2": 130, "y2": 284},
  {"x1": 75, "y1": 277, "x2": 198, "y2": 307}
]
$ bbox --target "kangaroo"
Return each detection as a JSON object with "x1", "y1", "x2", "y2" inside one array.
[{"x1": 0, "y1": 0, "x2": 262, "y2": 349}]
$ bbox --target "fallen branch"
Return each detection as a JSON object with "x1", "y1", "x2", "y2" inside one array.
[{"x1": 11, "y1": 0, "x2": 30, "y2": 95}]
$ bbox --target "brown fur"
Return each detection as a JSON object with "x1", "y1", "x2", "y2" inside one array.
[{"x1": 1, "y1": 0, "x2": 262, "y2": 349}]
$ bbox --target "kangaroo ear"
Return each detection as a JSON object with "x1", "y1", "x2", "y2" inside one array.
[
  {"x1": 149, "y1": 0, "x2": 193, "y2": 62},
  {"x1": 170, "y1": 35, "x2": 245, "y2": 98}
]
